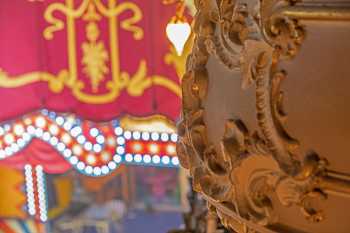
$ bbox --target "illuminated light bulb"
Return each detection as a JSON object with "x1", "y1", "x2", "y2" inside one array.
[
  {"x1": 152, "y1": 155, "x2": 161, "y2": 164},
  {"x1": 57, "y1": 142, "x2": 66, "y2": 152},
  {"x1": 166, "y1": 144, "x2": 176, "y2": 155},
  {"x1": 11, "y1": 143, "x2": 19, "y2": 152},
  {"x1": 151, "y1": 132, "x2": 160, "y2": 141},
  {"x1": 14, "y1": 124, "x2": 24, "y2": 136},
  {"x1": 55, "y1": 116, "x2": 65, "y2": 125},
  {"x1": 77, "y1": 135, "x2": 86, "y2": 144},
  {"x1": 49, "y1": 125, "x2": 59, "y2": 135},
  {"x1": 69, "y1": 156, "x2": 78, "y2": 165},
  {"x1": 108, "y1": 161, "x2": 117, "y2": 170},
  {"x1": 23, "y1": 132, "x2": 31, "y2": 142},
  {"x1": 162, "y1": 155, "x2": 170, "y2": 165},
  {"x1": 5, "y1": 147, "x2": 13, "y2": 156},
  {"x1": 85, "y1": 166, "x2": 93, "y2": 174},
  {"x1": 143, "y1": 154, "x2": 151, "y2": 163},
  {"x1": 84, "y1": 141, "x2": 93, "y2": 151},
  {"x1": 160, "y1": 133, "x2": 169, "y2": 142},
  {"x1": 0, "y1": 150, "x2": 5, "y2": 159},
  {"x1": 35, "y1": 116, "x2": 46, "y2": 128},
  {"x1": 24, "y1": 118, "x2": 32, "y2": 125},
  {"x1": 124, "y1": 131, "x2": 132, "y2": 139},
  {"x1": 172, "y1": 156, "x2": 179, "y2": 165},
  {"x1": 3, "y1": 124, "x2": 10, "y2": 131},
  {"x1": 96, "y1": 135, "x2": 105, "y2": 144},
  {"x1": 63, "y1": 148, "x2": 72, "y2": 158},
  {"x1": 42, "y1": 132, "x2": 51, "y2": 141},
  {"x1": 134, "y1": 154, "x2": 142, "y2": 163},
  {"x1": 72, "y1": 144, "x2": 83, "y2": 156},
  {"x1": 41, "y1": 109, "x2": 49, "y2": 115},
  {"x1": 166, "y1": 19, "x2": 191, "y2": 56},
  {"x1": 132, "y1": 131, "x2": 141, "y2": 140},
  {"x1": 101, "y1": 166, "x2": 109, "y2": 174},
  {"x1": 77, "y1": 161, "x2": 85, "y2": 170},
  {"x1": 49, "y1": 136, "x2": 58, "y2": 146},
  {"x1": 116, "y1": 136, "x2": 125, "y2": 145},
  {"x1": 86, "y1": 154, "x2": 96, "y2": 165},
  {"x1": 132, "y1": 143, "x2": 143, "y2": 153},
  {"x1": 35, "y1": 128, "x2": 44, "y2": 137},
  {"x1": 107, "y1": 137, "x2": 116, "y2": 146},
  {"x1": 61, "y1": 133, "x2": 72, "y2": 144},
  {"x1": 170, "y1": 133, "x2": 178, "y2": 142},
  {"x1": 93, "y1": 167, "x2": 102, "y2": 176},
  {"x1": 116, "y1": 146, "x2": 125, "y2": 155},
  {"x1": 63, "y1": 121, "x2": 72, "y2": 131},
  {"x1": 113, "y1": 154, "x2": 122, "y2": 163},
  {"x1": 70, "y1": 126, "x2": 82, "y2": 137},
  {"x1": 27, "y1": 125, "x2": 35, "y2": 134},
  {"x1": 125, "y1": 153, "x2": 133, "y2": 162},
  {"x1": 149, "y1": 143, "x2": 159, "y2": 154},
  {"x1": 101, "y1": 152, "x2": 111, "y2": 162},
  {"x1": 89, "y1": 128, "x2": 99, "y2": 137},
  {"x1": 93, "y1": 144, "x2": 102, "y2": 153},
  {"x1": 4, "y1": 134, "x2": 15, "y2": 145},
  {"x1": 114, "y1": 126, "x2": 123, "y2": 136},
  {"x1": 141, "y1": 132, "x2": 150, "y2": 141},
  {"x1": 17, "y1": 138, "x2": 25, "y2": 147}
]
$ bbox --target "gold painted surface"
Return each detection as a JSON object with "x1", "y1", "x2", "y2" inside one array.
[
  {"x1": 0, "y1": 166, "x2": 26, "y2": 218},
  {"x1": 120, "y1": 114, "x2": 176, "y2": 133}
]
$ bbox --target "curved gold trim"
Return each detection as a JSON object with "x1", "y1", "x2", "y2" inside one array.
[{"x1": 120, "y1": 114, "x2": 176, "y2": 132}]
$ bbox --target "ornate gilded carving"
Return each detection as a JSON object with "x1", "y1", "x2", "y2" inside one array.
[{"x1": 178, "y1": 0, "x2": 350, "y2": 232}]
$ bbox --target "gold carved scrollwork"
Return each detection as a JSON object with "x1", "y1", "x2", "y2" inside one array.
[
  {"x1": 0, "y1": 0, "x2": 181, "y2": 104},
  {"x1": 178, "y1": 0, "x2": 350, "y2": 232}
]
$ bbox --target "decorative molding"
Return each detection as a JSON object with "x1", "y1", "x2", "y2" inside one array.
[{"x1": 177, "y1": 0, "x2": 350, "y2": 232}]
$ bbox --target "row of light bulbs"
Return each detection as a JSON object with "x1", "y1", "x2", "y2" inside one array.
[
  {"x1": 0, "y1": 110, "x2": 179, "y2": 176},
  {"x1": 24, "y1": 164, "x2": 47, "y2": 222}
]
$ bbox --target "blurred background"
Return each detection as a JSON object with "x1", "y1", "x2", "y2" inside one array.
[{"x1": 0, "y1": 0, "x2": 195, "y2": 232}]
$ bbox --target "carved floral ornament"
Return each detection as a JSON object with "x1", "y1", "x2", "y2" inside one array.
[{"x1": 177, "y1": 0, "x2": 350, "y2": 232}]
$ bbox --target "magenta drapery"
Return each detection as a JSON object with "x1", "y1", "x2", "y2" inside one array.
[{"x1": 0, "y1": 0, "x2": 181, "y2": 122}]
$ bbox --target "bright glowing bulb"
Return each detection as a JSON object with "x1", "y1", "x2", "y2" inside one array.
[
  {"x1": 72, "y1": 144, "x2": 83, "y2": 156},
  {"x1": 35, "y1": 117, "x2": 46, "y2": 128},
  {"x1": 101, "y1": 152, "x2": 111, "y2": 162},
  {"x1": 166, "y1": 144, "x2": 176, "y2": 155},
  {"x1": 86, "y1": 154, "x2": 96, "y2": 165},
  {"x1": 132, "y1": 143, "x2": 143, "y2": 152},
  {"x1": 4, "y1": 134, "x2": 15, "y2": 145},
  {"x1": 108, "y1": 161, "x2": 117, "y2": 169},
  {"x1": 149, "y1": 143, "x2": 159, "y2": 154},
  {"x1": 14, "y1": 124, "x2": 24, "y2": 136},
  {"x1": 61, "y1": 133, "x2": 72, "y2": 144},
  {"x1": 166, "y1": 20, "x2": 191, "y2": 56}
]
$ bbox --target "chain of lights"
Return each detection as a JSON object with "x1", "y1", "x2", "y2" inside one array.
[
  {"x1": 24, "y1": 164, "x2": 36, "y2": 216},
  {"x1": 24, "y1": 164, "x2": 48, "y2": 222},
  {"x1": 0, "y1": 110, "x2": 179, "y2": 176},
  {"x1": 35, "y1": 165, "x2": 47, "y2": 222}
]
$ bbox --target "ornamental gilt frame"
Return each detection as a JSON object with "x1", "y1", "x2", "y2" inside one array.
[{"x1": 177, "y1": 1, "x2": 350, "y2": 232}]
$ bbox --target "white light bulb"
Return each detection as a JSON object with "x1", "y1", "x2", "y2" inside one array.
[
  {"x1": 134, "y1": 154, "x2": 142, "y2": 163},
  {"x1": 108, "y1": 161, "x2": 117, "y2": 169},
  {"x1": 113, "y1": 154, "x2": 122, "y2": 163},
  {"x1": 125, "y1": 153, "x2": 133, "y2": 162},
  {"x1": 143, "y1": 154, "x2": 151, "y2": 163},
  {"x1": 166, "y1": 21, "x2": 191, "y2": 56},
  {"x1": 152, "y1": 155, "x2": 161, "y2": 164}
]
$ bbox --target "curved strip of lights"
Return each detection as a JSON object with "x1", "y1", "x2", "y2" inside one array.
[{"x1": 0, "y1": 110, "x2": 179, "y2": 176}]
